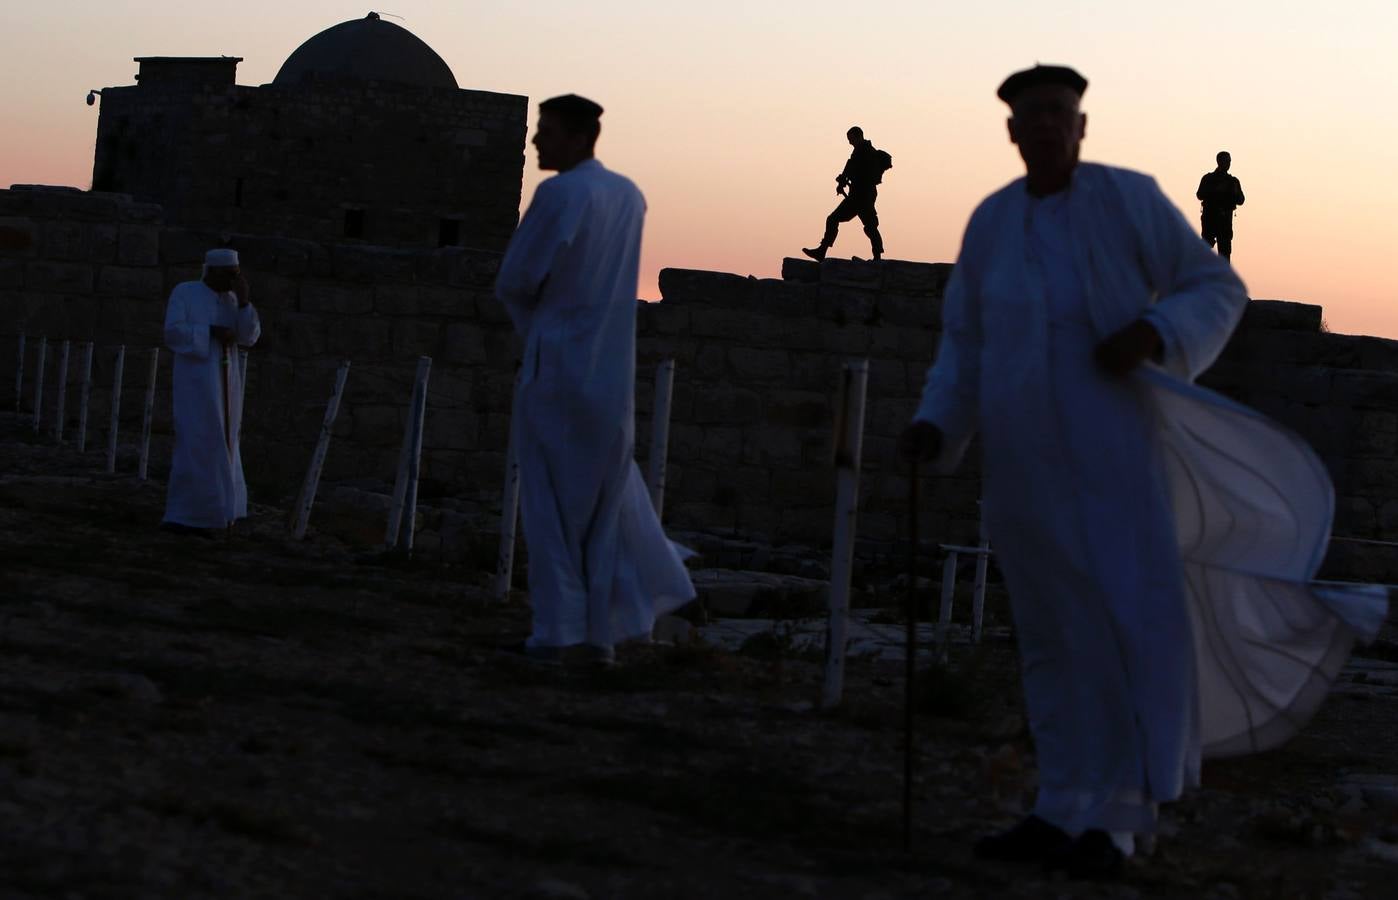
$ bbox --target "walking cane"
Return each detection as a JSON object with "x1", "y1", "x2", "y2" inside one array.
[
  {"x1": 222, "y1": 343, "x2": 233, "y2": 457},
  {"x1": 904, "y1": 459, "x2": 920, "y2": 853}
]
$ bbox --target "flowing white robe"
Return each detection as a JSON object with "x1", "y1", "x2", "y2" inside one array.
[
  {"x1": 915, "y1": 163, "x2": 1387, "y2": 837},
  {"x1": 162, "y1": 281, "x2": 260, "y2": 528},
  {"x1": 495, "y1": 158, "x2": 695, "y2": 649}
]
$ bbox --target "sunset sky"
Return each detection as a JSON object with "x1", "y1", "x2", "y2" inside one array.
[{"x1": 4, "y1": 1, "x2": 1397, "y2": 336}]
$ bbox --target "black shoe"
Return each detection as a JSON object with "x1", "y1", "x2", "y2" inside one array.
[
  {"x1": 974, "y1": 815, "x2": 1072, "y2": 862},
  {"x1": 1044, "y1": 829, "x2": 1124, "y2": 880},
  {"x1": 160, "y1": 521, "x2": 216, "y2": 540},
  {"x1": 801, "y1": 246, "x2": 827, "y2": 262}
]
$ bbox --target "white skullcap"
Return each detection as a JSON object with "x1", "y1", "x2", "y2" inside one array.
[{"x1": 204, "y1": 248, "x2": 239, "y2": 267}]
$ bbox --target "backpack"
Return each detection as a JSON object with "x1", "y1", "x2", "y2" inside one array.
[{"x1": 871, "y1": 148, "x2": 894, "y2": 184}]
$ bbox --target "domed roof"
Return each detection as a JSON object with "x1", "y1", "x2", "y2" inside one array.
[{"x1": 273, "y1": 12, "x2": 458, "y2": 90}]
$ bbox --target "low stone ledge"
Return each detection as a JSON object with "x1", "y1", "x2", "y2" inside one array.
[
  {"x1": 1244, "y1": 299, "x2": 1323, "y2": 332},
  {"x1": 658, "y1": 268, "x2": 757, "y2": 307}
]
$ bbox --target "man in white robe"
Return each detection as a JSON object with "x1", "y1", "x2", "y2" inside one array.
[
  {"x1": 162, "y1": 249, "x2": 261, "y2": 535},
  {"x1": 901, "y1": 65, "x2": 1386, "y2": 878},
  {"x1": 495, "y1": 94, "x2": 695, "y2": 664}
]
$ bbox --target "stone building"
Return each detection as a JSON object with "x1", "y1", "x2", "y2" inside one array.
[{"x1": 89, "y1": 12, "x2": 527, "y2": 252}]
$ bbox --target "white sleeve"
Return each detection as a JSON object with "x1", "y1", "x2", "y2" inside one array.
[
  {"x1": 912, "y1": 214, "x2": 985, "y2": 474},
  {"x1": 163, "y1": 286, "x2": 210, "y2": 359},
  {"x1": 494, "y1": 178, "x2": 583, "y2": 334},
  {"x1": 235, "y1": 302, "x2": 261, "y2": 347}
]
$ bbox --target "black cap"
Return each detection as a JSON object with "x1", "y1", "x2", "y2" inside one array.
[
  {"x1": 996, "y1": 65, "x2": 1088, "y2": 105},
  {"x1": 539, "y1": 93, "x2": 604, "y2": 120}
]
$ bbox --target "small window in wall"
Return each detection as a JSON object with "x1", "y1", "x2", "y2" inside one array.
[
  {"x1": 437, "y1": 218, "x2": 461, "y2": 248},
  {"x1": 344, "y1": 208, "x2": 365, "y2": 239}
]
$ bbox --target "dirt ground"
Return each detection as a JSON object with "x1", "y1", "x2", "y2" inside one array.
[{"x1": 3, "y1": 412, "x2": 1398, "y2": 899}]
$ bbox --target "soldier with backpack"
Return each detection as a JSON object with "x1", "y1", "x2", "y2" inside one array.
[{"x1": 802, "y1": 126, "x2": 893, "y2": 262}]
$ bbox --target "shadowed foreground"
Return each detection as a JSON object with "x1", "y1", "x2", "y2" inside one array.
[{"x1": 3, "y1": 414, "x2": 1398, "y2": 899}]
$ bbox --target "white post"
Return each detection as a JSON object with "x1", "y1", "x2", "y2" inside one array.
[
  {"x1": 972, "y1": 514, "x2": 990, "y2": 644},
  {"x1": 14, "y1": 332, "x2": 23, "y2": 414},
  {"x1": 138, "y1": 348, "x2": 159, "y2": 481},
  {"x1": 386, "y1": 356, "x2": 431, "y2": 550},
  {"x1": 53, "y1": 340, "x2": 70, "y2": 443},
  {"x1": 494, "y1": 376, "x2": 522, "y2": 600},
  {"x1": 106, "y1": 345, "x2": 125, "y2": 473},
  {"x1": 821, "y1": 359, "x2": 869, "y2": 710},
  {"x1": 236, "y1": 348, "x2": 251, "y2": 442},
  {"x1": 939, "y1": 551, "x2": 959, "y2": 649},
  {"x1": 77, "y1": 342, "x2": 94, "y2": 452},
  {"x1": 32, "y1": 337, "x2": 46, "y2": 433},
  {"x1": 291, "y1": 361, "x2": 351, "y2": 540},
  {"x1": 648, "y1": 359, "x2": 676, "y2": 518}
]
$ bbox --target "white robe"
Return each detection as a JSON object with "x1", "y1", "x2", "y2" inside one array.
[
  {"x1": 495, "y1": 159, "x2": 695, "y2": 649},
  {"x1": 162, "y1": 281, "x2": 261, "y2": 528},
  {"x1": 915, "y1": 163, "x2": 1387, "y2": 837}
]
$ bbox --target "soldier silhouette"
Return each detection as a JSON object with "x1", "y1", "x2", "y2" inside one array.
[
  {"x1": 1196, "y1": 151, "x2": 1245, "y2": 260},
  {"x1": 802, "y1": 126, "x2": 891, "y2": 262}
]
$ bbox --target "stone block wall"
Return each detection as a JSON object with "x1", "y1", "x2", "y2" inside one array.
[
  {"x1": 633, "y1": 259, "x2": 961, "y2": 550},
  {"x1": 92, "y1": 78, "x2": 527, "y2": 252},
  {"x1": 0, "y1": 187, "x2": 521, "y2": 518},
  {"x1": 637, "y1": 260, "x2": 1398, "y2": 578},
  {"x1": 4, "y1": 183, "x2": 1398, "y2": 580}
]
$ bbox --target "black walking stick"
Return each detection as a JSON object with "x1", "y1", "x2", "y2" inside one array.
[{"x1": 903, "y1": 459, "x2": 920, "y2": 853}]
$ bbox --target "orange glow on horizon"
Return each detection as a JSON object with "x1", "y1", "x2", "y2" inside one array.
[{"x1": 4, "y1": 1, "x2": 1396, "y2": 337}]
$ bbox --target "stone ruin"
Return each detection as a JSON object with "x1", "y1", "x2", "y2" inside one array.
[
  {"x1": 90, "y1": 13, "x2": 526, "y2": 252},
  {"x1": 4, "y1": 177, "x2": 1398, "y2": 588},
  {"x1": 3, "y1": 13, "x2": 1398, "y2": 589}
]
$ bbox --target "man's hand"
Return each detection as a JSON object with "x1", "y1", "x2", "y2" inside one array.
[
  {"x1": 209, "y1": 325, "x2": 235, "y2": 346},
  {"x1": 1095, "y1": 319, "x2": 1163, "y2": 376},
  {"x1": 233, "y1": 272, "x2": 250, "y2": 308},
  {"x1": 898, "y1": 420, "x2": 943, "y2": 463}
]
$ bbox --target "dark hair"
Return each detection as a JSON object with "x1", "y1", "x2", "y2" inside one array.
[
  {"x1": 847, "y1": 126, "x2": 864, "y2": 139},
  {"x1": 1217, "y1": 150, "x2": 1231, "y2": 164},
  {"x1": 540, "y1": 94, "x2": 603, "y2": 141}
]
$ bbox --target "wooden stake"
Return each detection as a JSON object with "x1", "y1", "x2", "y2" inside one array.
[
  {"x1": 821, "y1": 359, "x2": 868, "y2": 710},
  {"x1": 53, "y1": 340, "x2": 70, "y2": 443},
  {"x1": 291, "y1": 361, "x2": 351, "y2": 540},
  {"x1": 106, "y1": 346, "x2": 124, "y2": 473},
  {"x1": 938, "y1": 550, "x2": 957, "y2": 661},
  {"x1": 138, "y1": 348, "x2": 159, "y2": 481},
  {"x1": 77, "y1": 342, "x2": 94, "y2": 452},
  {"x1": 972, "y1": 512, "x2": 990, "y2": 643},
  {"x1": 647, "y1": 359, "x2": 676, "y2": 518},
  {"x1": 14, "y1": 332, "x2": 24, "y2": 414},
  {"x1": 494, "y1": 372, "x2": 522, "y2": 601},
  {"x1": 904, "y1": 460, "x2": 920, "y2": 853},
  {"x1": 386, "y1": 357, "x2": 431, "y2": 551},
  {"x1": 32, "y1": 337, "x2": 46, "y2": 433}
]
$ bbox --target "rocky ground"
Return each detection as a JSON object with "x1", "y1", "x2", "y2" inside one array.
[{"x1": 3, "y1": 413, "x2": 1398, "y2": 899}]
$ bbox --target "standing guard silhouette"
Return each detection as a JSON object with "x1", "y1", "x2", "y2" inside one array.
[
  {"x1": 802, "y1": 126, "x2": 891, "y2": 262},
  {"x1": 1196, "y1": 151, "x2": 1245, "y2": 261}
]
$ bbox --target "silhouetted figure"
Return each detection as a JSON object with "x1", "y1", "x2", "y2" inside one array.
[
  {"x1": 802, "y1": 126, "x2": 891, "y2": 262},
  {"x1": 1196, "y1": 151, "x2": 1245, "y2": 260},
  {"x1": 162, "y1": 249, "x2": 261, "y2": 536},
  {"x1": 901, "y1": 61, "x2": 1383, "y2": 880},
  {"x1": 493, "y1": 94, "x2": 694, "y2": 665}
]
